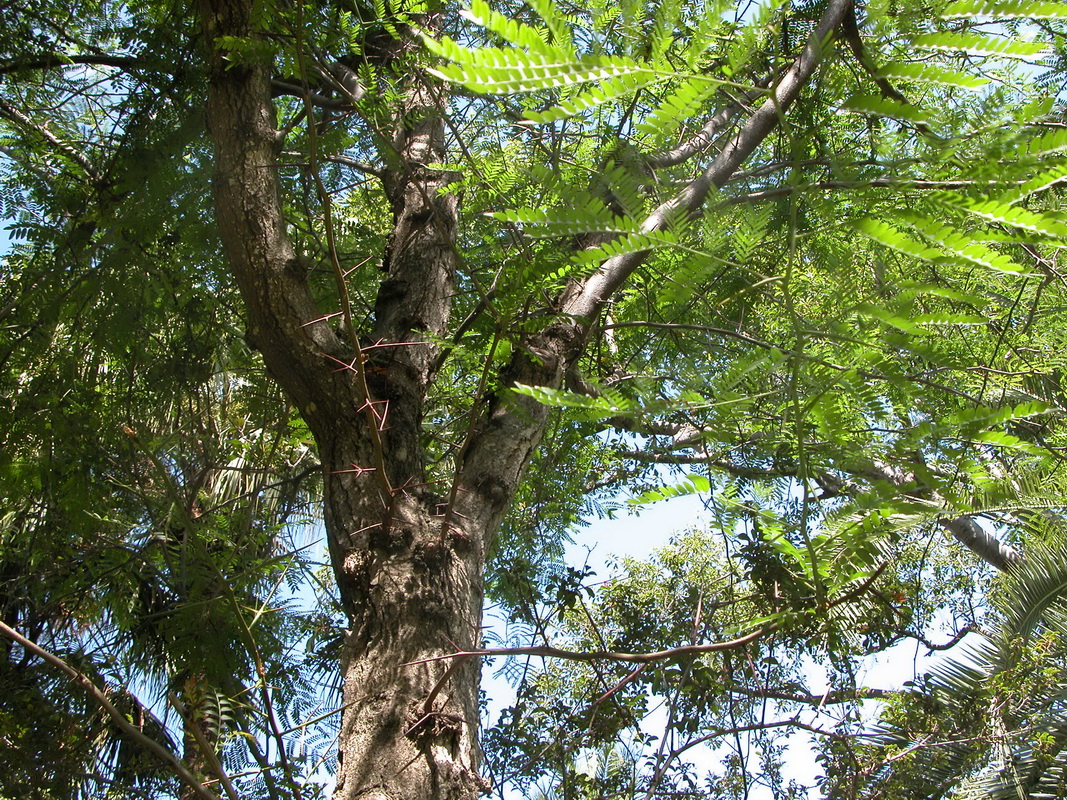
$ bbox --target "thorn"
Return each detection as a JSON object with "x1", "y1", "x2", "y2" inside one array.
[
  {"x1": 302, "y1": 311, "x2": 344, "y2": 327},
  {"x1": 333, "y1": 464, "x2": 376, "y2": 477}
]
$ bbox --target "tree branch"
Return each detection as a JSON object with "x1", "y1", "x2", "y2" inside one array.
[
  {"x1": 0, "y1": 96, "x2": 102, "y2": 184},
  {"x1": 855, "y1": 461, "x2": 1023, "y2": 571},
  {"x1": 405, "y1": 625, "x2": 772, "y2": 667},
  {"x1": 168, "y1": 693, "x2": 240, "y2": 800},
  {"x1": 616, "y1": 431, "x2": 1023, "y2": 571},
  {"x1": 560, "y1": 0, "x2": 853, "y2": 321},
  {"x1": 895, "y1": 624, "x2": 983, "y2": 654},
  {"x1": 0, "y1": 53, "x2": 139, "y2": 75},
  {"x1": 0, "y1": 620, "x2": 220, "y2": 800},
  {"x1": 271, "y1": 78, "x2": 355, "y2": 109},
  {"x1": 726, "y1": 682, "x2": 895, "y2": 707},
  {"x1": 644, "y1": 85, "x2": 766, "y2": 170}
]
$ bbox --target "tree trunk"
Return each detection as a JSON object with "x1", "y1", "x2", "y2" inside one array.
[{"x1": 198, "y1": 0, "x2": 498, "y2": 795}]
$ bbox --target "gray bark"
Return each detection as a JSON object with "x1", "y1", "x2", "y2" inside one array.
[{"x1": 862, "y1": 462, "x2": 1022, "y2": 571}]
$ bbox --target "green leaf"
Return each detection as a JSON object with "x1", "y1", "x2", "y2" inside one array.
[
  {"x1": 512, "y1": 383, "x2": 638, "y2": 416},
  {"x1": 635, "y1": 77, "x2": 723, "y2": 137},
  {"x1": 852, "y1": 218, "x2": 942, "y2": 261},
  {"x1": 898, "y1": 281, "x2": 990, "y2": 306},
  {"x1": 942, "y1": 0, "x2": 1067, "y2": 18},
  {"x1": 902, "y1": 214, "x2": 1032, "y2": 274},
  {"x1": 912, "y1": 31, "x2": 1049, "y2": 59},
  {"x1": 628, "y1": 474, "x2": 710, "y2": 505},
  {"x1": 461, "y1": 0, "x2": 559, "y2": 56},
  {"x1": 949, "y1": 401, "x2": 1050, "y2": 429},
  {"x1": 954, "y1": 198, "x2": 1067, "y2": 237},
  {"x1": 570, "y1": 230, "x2": 678, "y2": 264},
  {"x1": 857, "y1": 305, "x2": 930, "y2": 335},
  {"x1": 969, "y1": 431, "x2": 1042, "y2": 453},
  {"x1": 424, "y1": 40, "x2": 658, "y2": 94},
  {"x1": 840, "y1": 93, "x2": 931, "y2": 124},
  {"x1": 1026, "y1": 128, "x2": 1067, "y2": 158},
  {"x1": 525, "y1": 0, "x2": 575, "y2": 48},
  {"x1": 523, "y1": 72, "x2": 666, "y2": 122},
  {"x1": 876, "y1": 62, "x2": 989, "y2": 90},
  {"x1": 492, "y1": 205, "x2": 636, "y2": 236},
  {"x1": 1005, "y1": 162, "x2": 1067, "y2": 202}
]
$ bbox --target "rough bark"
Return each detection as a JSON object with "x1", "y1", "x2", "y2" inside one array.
[
  {"x1": 199, "y1": 1, "x2": 484, "y2": 795},
  {"x1": 197, "y1": 0, "x2": 853, "y2": 796}
]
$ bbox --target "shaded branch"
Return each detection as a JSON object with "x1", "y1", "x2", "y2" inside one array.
[
  {"x1": 644, "y1": 85, "x2": 766, "y2": 170},
  {"x1": 271, "y1": 78, "x2": 354, "y2": 109},
  {"x1": 0, "y1": 53, "x2": 139, "y2": 75},
  {"x1": 0, "y1": 620, "x2": 221, "y2": 800},
  {"x1": 168, "y1": 693, "x2": 240, "y2": 800},
  {"x1": 0, "y1": 96, "x2": 102, "y2": 184},
  {"x1": 613, "y1": 423, "x2": 1023, "y2": 571}
]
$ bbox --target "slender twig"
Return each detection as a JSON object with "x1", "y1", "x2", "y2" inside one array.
[
  {"x1": 725, "y1": 682, "x2": 895, "y2": 706},
  {"x1": 293, "y1": 4, "x2": 393, "y2": 503},
  {"x1": 210, "y1": 561, "x2": 305, "y2": 800},
  {"x1": 896, "y1": 624, "x2": 982, "y2": 653},
  {"x1": 723, "y1": 177, "x2": 1013, "y2": 205},
  {"x1": 401, "y1": 625, "x2": 772, "y2": 667}
]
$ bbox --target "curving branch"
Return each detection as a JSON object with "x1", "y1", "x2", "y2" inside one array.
[
  {"x1": 860, "y1": 461, "x2": 1022, "y2": 571},
  {"x1": 404, "y1": 624, "x2": 772, "y2": 666},
  {"x1": 0, "y1": 620, "x2": 221, "y2": 800}
]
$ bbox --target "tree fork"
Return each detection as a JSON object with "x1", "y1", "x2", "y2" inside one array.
[
  {"x1": 199, "y1": 0, "x2": 486, "y2": 796},
  {"x1": 199, "y1": 0, "x2": 855, "y2": 796}
]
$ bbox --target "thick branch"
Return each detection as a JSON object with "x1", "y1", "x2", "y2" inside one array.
[
  {"x1": 560, "y1": 0, "x2": 853, "y2": 321},
  {"x1": 271, "y1": 79, "x2": 353, "y2": 109},
  {"x1": 198, "y1": 0, "x2": 364, "y2": 440},
  {"x1": 859, "y1": 461, "x2": 1022, "y2": 571},
  {"x1": 0, "y1": 53, "x2": 139, "y2": 75}
]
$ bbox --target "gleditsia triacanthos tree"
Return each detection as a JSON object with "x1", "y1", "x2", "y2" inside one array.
[{"x1": 2, "y1": 0, "x2": 1067, "y2": 797}]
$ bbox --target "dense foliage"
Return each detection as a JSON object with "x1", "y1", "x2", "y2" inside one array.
[{"x1": 3, "y1": 0, "x2": 1067, "y2": 798}]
